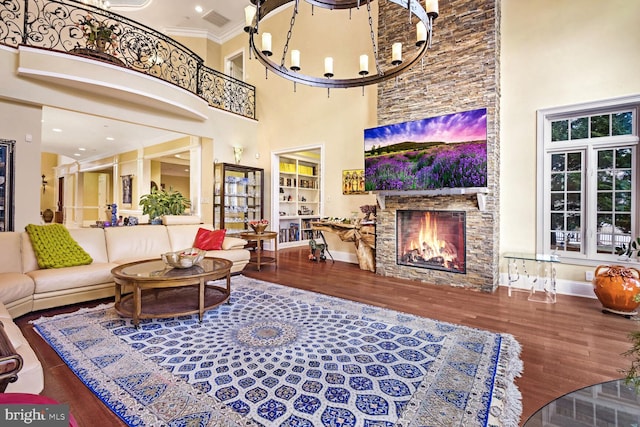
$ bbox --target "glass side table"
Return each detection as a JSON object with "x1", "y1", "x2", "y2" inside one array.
[{"x1": 504, "y1": 252, "x2": 559, "y2": 303}]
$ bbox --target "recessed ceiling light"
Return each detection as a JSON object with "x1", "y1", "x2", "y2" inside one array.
[
  {"x1": 78, "y1": 147, "x2": 86, "y2": 151},
  {"x1": 106, "y1": 137, "x2": 115, "y2": 141},
  {"x1": 74, "y1": 153, "x2": 82, "y2": 157},
  {"x1": 52, "y1": 128, "x2": 62, "y2": 132},
  {"x1": 195, "y1": 5, "x2": 203, "y2": 13}
]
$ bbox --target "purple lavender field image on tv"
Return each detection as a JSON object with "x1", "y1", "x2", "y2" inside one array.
[{"x1": 364, "y1": 108, "x2": 487, "y2": 191}]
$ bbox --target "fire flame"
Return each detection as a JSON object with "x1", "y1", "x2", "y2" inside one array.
[{"x1": 405, "y1": 212, "x2": 458, "y2": 267}]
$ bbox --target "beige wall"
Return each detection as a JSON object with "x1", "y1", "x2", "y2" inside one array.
[
  {"x1": 171, "y1": 34, "x2": 208, "y2": 64},
  {"x1": 150, "y1": 160, "x2": 161, "y2": 193},
  {"x1": 171, "y1": 34, "x2": 222, "y2": 71},
  {"x1": 0, "y1": 99, "x2": 43, "y2": 230},
  {"x1": 226, "y1": 3, "x2": 379, "y2": 254},
  {"x1": 500, "y1": 0, "x2": 640, "y2": 282},
  {"x1": 40, "y1": 152, "x2": 57, "y2": 213},
  {"x1": 82, "y1": 172, "x2": 100, "y2": 221},
  {"x1": 162, "y1": 176, "x2": 190, "y2": 199}
]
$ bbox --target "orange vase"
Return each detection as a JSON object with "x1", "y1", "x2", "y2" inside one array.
[{"x1": 593, "y1": 265, "x2": 640, "y2": 315}]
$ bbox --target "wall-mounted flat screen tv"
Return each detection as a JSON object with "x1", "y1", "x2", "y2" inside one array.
[{"x1": 364, "y1": 108, "x2": 487, "y2": 191}]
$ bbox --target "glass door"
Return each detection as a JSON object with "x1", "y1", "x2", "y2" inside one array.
[{"x1": 213, "y1": 163, "x2": 264, "y2": 235}]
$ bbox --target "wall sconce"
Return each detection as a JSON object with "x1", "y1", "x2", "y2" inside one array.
[
  {"x1": 41, "y1": 174, "x2": 48, "y2": 193},
  {"x1": 233, "y1": 146, "x2": 244, "y2": 164}
]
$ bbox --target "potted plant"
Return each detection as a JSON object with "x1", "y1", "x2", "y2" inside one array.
[
  {"x1": 78, "y1": 14, "x2": 118, "y2": 54},
  {"x1": 139, "y1": 188, "x2": 190, "y2": 224}
]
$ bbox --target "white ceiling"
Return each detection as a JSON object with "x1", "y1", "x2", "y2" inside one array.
[
  {"x1": 112, "y1": 0, "x2": 253, "y2": 43},
  {"x1": 41, "y1": 1, "x2": 253, "y2": 166}
]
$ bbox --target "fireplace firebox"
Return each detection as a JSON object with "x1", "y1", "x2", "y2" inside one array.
[{"x1": 396, "y1": 210, "x2": 466, "y2": 274}]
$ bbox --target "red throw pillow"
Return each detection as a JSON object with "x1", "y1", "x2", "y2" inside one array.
[{"x1": 193, "y1": 228, "x2": 226, "y2": 250}]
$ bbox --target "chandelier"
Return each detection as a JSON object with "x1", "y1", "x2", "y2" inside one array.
[{"x1": 244, "y1": 0, "x2": 439, "y2": 90}]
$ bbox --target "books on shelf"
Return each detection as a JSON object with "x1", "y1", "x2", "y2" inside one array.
[
  {"x1": 301, "y1": 218, "x2": 319, "y2": 229},
  {"x1": 279, "y1": 162, "x2": 316, "y2": 176},
  {"x1": 279, "y1": 223, "x2": 300, "y2": 243},
  {"x1": 279, "y1": 162, "x2": 296, "y2": 173},
  {"x1": 303, "y1": 229, "x2": 321, "y2": 240},
  {"x1": 298, "y1": 164, "x2": 315, "y2": 175}
]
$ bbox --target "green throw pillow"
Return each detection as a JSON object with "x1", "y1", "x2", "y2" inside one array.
[{"x1": 25, "y1": 224, "x2": 93, "y2": 269}]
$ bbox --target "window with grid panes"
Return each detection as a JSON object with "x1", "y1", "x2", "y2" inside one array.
[{"x1": 539, "y1": 100, "x2": 637, "y2": 263}]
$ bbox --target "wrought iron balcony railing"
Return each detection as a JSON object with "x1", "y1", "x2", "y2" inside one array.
[{"x1": 0, "y1": 0, "x2": 256, "y2": 120}]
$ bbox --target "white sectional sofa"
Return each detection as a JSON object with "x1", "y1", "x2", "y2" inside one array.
[{"x1": 0, "y1": 223, "x2": 250, "y2": 395}]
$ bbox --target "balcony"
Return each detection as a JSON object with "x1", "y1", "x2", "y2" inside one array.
[{"x1": 0, "y1": 0, "x2": 255, "y2": 120}]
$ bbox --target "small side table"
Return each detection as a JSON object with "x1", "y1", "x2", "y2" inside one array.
[
  {"x1": 240, "y1": 231, "x2": 278, "y2": 271},
  {"x1": 504, "y1": 252, "x2": 559, "y2": 303}
]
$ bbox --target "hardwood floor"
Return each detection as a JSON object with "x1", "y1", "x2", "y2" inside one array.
[{"x1": 15, "y1": 247, "x2": 638, "y2": 426}]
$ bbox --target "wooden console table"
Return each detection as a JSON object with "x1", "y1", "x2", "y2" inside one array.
[{"x1": 311, "y1": 221, "x2": 376, "y2": 272}]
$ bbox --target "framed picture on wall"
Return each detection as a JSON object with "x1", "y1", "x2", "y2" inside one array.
[
  {"x1": 122, "y1": 175, "x2": 133, "y2": 205},
  {"x1": 342, "y1": 169, "x2": 365, "y2": 195}
]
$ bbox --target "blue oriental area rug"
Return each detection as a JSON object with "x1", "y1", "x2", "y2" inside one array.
[{"x1": 33, "y1": 276, "x2": 523, "y2": 427}]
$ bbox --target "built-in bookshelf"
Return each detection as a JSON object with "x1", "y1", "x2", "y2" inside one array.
[{"x1": 276, "y1": 154, "x2": 322, "y2": 247}]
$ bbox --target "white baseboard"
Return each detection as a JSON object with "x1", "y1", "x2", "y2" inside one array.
[{"x1": 321, "y1": 250, "x2": 358, "y2": 264}]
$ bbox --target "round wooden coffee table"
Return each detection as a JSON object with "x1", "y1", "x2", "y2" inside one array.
[{"x1": 111, "y1": 257, "x2": 232, "y2": 327}]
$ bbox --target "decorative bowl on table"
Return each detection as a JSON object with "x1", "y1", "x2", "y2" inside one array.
[
  {"x1": 161, "y1": 248, "x2": 206, "y2": 269},
  {"x1": 249, "y1": 220, "x2": 269, "y2": 234}
]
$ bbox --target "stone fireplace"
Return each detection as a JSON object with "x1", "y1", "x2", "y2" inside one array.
[
  {"x1": 374, "y1": 0, "x2": 500, "y2": 292},
  {"x1": 376, "y1": 194, "x2": 496, "y2": 292},
  {"x1": 397, "y1": 210, "x2": 466, "y2": 274}
]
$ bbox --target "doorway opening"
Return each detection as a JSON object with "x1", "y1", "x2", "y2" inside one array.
[{"x1": 225, "y1": 50, "x2": 245, "y2": 81}]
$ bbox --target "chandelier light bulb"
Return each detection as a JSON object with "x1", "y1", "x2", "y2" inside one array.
[
  {"x1": 324, "y1": 57, "x2": 334, "y2": 78},
  {"x1": 261, "y1": 33, "x2": 272, "y2": 56},
  {"x1": 244, "y1": 5, "x2": 257, "y2": 31},
  {"x1": 425, "y1": 0, "x2": 439, "y2": 15},
  {"x1": 392, "y1": 43, "x2": 402, "y2": 65},
  {"x1": 290, "y1": 50, "x2": 301, "y2": 71},
  {"x1": 359, "y1": 54, "x2": 369, "y2": 75},
  {"x1": 416, "y1": 22, "x2": 427, "y2": 46}
]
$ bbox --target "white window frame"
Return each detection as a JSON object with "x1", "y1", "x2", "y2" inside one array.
[{"x1": 536, "y1": 95, "x2": 640, "y2": 266}]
